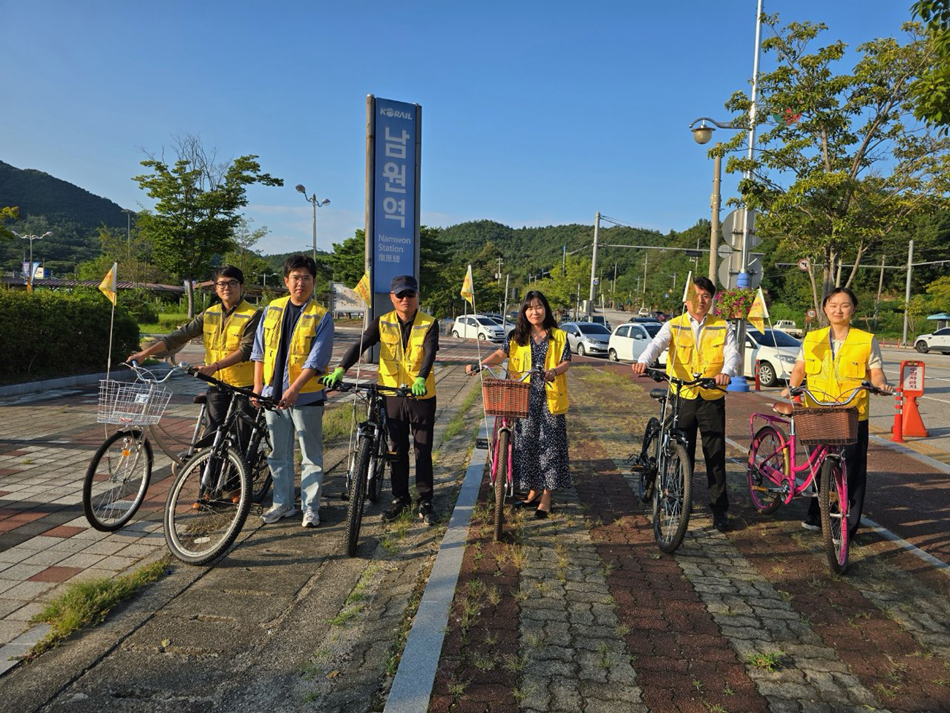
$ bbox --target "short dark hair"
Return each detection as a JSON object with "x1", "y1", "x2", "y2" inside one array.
[
  {"x1": 283, "y1": 255, "x2": 317, "y2": 278},
  {"x1": 822, "y1": 286, "x2": 858, "y2": 309},
  {"x1": 212, "y1": 265, "x2": 244, "y2": 284},
  {"x1": 693, "y1": 276, "x2": 716, "y2": 297}
]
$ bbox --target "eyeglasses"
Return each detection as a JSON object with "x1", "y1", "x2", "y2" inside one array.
[
  {"x1": 215, "y1": 280, "x2": 240, "y2": 289},
  {"x1": 394, "y1": 291, "x2": 417, "y2": 299}
]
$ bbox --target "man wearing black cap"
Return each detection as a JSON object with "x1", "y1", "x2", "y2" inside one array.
[{"x1": 323, "y1": 275, "x2": 440, "y2": 525}]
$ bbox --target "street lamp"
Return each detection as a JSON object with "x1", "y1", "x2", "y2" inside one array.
[
  {"x1": 295, "y1": 184, "x2": 330, "y2": 265},
  {"x1": 689, "y1": 117, "x2": 743, "y2": 283},
  {"x1": 12, "y1": 230, "x2": 51, "y2": 293}
]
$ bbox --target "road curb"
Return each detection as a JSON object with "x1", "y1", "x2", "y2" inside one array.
[
  {"x1": 384, "y1": 420, "x2": 489, "y2": 713},
  {"x1": 0, "y1": 365, "x2": 171, "y2": 398}
]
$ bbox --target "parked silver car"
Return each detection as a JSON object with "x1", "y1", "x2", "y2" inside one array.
[{"x1": 560, "y1": 321, "x2": 611, "y2": 357}]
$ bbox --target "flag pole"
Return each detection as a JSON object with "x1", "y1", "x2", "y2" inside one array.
[{"x1": 106, "y1": 300, "x2": 115, "y2": 381}]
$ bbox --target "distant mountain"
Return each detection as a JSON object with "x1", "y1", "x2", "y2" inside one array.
[{"x1": 0, "y1": 160, "x2": 127, "y2": 230}]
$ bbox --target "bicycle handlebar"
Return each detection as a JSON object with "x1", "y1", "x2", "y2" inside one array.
[
  {"x1": 788, "y1": 381, "x2": 890, "y2": 405},
  {"x1": 467, "y1": 364, "x2": 546, "y2": 384},
  {"x1": 123, "y1": 360, "x2": 183, "y2": 384},
  {"x1": 331, "y1": 380, "x2": 412, "y2": 398},
  {"x1": 642, "y1": 367, "x2": 722, "y2": 392},
  {"x1": 180, "y1": 364, "x2": 279, "y2": 409}
]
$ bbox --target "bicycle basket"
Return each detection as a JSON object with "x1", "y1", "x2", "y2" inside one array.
[
  {"x1": 97, "y1": 379, "x2": 172, "y2": 426},
  {"x1": 482, "y1": 378, "x2": 530, "y2": 418},
  {"x1": 793, "y1": 405, "x2": 858, "y2": 446}
]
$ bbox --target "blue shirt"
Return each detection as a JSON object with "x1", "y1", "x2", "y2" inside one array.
[{"x1": 251, "y1": 299, "x2": 334, "y2": 406}]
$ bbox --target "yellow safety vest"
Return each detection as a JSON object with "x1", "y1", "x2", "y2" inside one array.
[
  {"x1": 802, "y1": 327, "x2": 873, "y2": 421},
  {"x1": 261, "y1": 296, "x2": 328, "y2": 395},
  {"x1": 378, "y1": 310, "x2": 436, "y2": 399},
  {"x1": 202, "y1": 300, "x2": 257, "y2": 386},
  {"x1": 666, "y1": 313, "x2": 727, "y2": 401},
  {"x1": 508, "y1": 328, "x2": 569, "y2": 416}
]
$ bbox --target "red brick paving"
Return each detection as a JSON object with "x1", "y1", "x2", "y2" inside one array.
[
  {"x1": 42, "y1": 525, "x2": 85, "y2": 538},
  {"x1": 29, "y1": 566, "x2": 84, "y2": 583}
]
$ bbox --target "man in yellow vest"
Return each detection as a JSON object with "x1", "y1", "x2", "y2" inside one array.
[
  {"x1": 251, "y1": 255, "x2": 334, "y2": 529},
  {"x1": 129, "y1": 265, "x2": 261, "y2": 449},
  {"x1": 632, "y1": 276, "x2": 740, "y2": 532},
  {"x1": 322, "y1": 275, "x2": 440, "y2": 526}
]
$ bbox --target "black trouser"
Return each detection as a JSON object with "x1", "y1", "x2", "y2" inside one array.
[
  {"x1": 675, "y1": 395, "x2": 729, "y2": 515},
  {"x1": 807, "y1": 419, "x2": 869, "y2": 536},
  {"x1": 204, "y1": 386, "x2": 253, "y2": 455},
  {"x1": 385, "y1": 395, "x2": 436, "y2": 504}
]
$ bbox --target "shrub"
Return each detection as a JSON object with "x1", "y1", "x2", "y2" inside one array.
[
  {"x1": 0, "y1": 287, "x2": 140, "y2": 382},
  {"x1": 117, "y1": 288, "x2": 159, "y2": 325}
]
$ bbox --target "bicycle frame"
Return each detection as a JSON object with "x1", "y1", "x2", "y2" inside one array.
[{"x1": 748, "y1": 412, "x2": 834, "y2": 506}]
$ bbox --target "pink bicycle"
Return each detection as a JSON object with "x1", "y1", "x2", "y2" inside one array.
[{"x1": 747, "y1": 382, "x2": 887, "y2": 574}]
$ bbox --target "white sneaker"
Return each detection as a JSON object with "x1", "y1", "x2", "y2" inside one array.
[
  {"x1": 302, "y1": 508, "x2": 320, "y2": 528},
  {"x1": 261, "y1": 503, "x2": 297, "y2": 524}
]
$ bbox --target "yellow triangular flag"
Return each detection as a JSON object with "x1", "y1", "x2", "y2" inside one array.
[
  {"x1": 681, "y1": 270, "x2": 697, "y2": 310},
  {"x1": 354, "y1": 272, "x2": 371, "y2": 305},
  {"x1": 748, "y1": 287, "x2": 769, "y2": 333},
  {"x1": 460, "y1": 264, "x2": 474, "y2": 306},
  {"x1": 98, "y1": 262, "x2": 117, "y2": 305}
]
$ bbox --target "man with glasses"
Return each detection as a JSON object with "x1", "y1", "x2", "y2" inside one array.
[
  {"x1": 322, "y1": 275, "x2": 440, "y2": 525},
  {"x1": 251, "y1": 255, "x2": 334, "y2": 529},
  {"x1": 129, "y1": 265, "x2": 261, "y2": 451},
  {"x1": 631, "y1": 276, "x2": 739, "y2": 532}
]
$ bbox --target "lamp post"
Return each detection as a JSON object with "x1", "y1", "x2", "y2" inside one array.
[
  {"x1": 122, "y1": 209, "x2": 134, "y2": 284},
  {"x1": 294, "y1": 184, "x2": 330, "y2": 265},
  {"x1": 12, "y1": 231, "x2": 51, "y2": 293}
]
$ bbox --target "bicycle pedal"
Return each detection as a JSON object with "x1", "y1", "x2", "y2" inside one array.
[
  {"x1": 341, "y1": 490, "x2": 350, "y2": 501},
  {"x1": 385, "y1": 451, "x2": 399, "y2": 463},
  {"x1": 475, "y1": 438, "x2": 489, "y2": 450}
]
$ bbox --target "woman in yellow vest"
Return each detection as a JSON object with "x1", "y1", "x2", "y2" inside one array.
[
  {"x1": 782, "y1": 287, "x2": 892, "y2": 536},
  {"x1": 467, "y1": 291, "x2": 571, "y2": 519}
]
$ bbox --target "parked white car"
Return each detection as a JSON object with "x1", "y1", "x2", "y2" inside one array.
[
  {"x1": 451, "y1": 314, "x2": 506, "y2": 342},
  {"x1": 743, "y1": 327, "x2": 801, "y2": 387},
  {"x1": 485, "y1": 315, "x2": 515, "y2": 337},
  {"x1": 561, "y1": 322, "x2": 611, "y2": 357},
  {"x1": 607, "y1": 322, "x2": 668, "y2": 366},
  {"x1": 914, "y1": 327, "x2": 950, "y2": 354}
]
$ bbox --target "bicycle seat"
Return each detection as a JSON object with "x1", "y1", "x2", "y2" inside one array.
[
  {"x1": 772, "y1": 402, "x2": 794, "y2": 415},
  {"x1": 649, "y1": 388, "x2": 667, "y2": 401},
  {"x1": 193, "y1": 394, "x2": 207, "y2": 405}
]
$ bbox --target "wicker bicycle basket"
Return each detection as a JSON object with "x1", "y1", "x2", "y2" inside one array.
[
  {"x1": 793, "y1": 405, "x2": 858, "y2": 446},
  {"x1": 482, "y1": 378, "x2": 530, "y2": 418},
  {"x1": 97, "y1": 379, "x2": 173, "y2": 426}
]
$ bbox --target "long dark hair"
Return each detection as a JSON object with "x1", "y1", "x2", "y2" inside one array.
[{"x1": 512, "y1": 290, "x2": 557, "y2": 346}]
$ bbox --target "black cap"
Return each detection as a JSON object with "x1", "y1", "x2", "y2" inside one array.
[{"x1": 390, "y1": 275, "x2": 418, "y2": 294}]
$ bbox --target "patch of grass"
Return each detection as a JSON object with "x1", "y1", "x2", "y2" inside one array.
[
  {"x1": 448, "y1": 679, "x2": 468, "y2": 699},
  {"x1": 704, "y1": 703, "x2": 728, "y2": 713},
  {"x1": 473, "y1": 652, "x2": 496, "y2": 671},
  {"x1": 875, "y1": 683, "x2": 899, "y2": 699},
  {"x1": 615, "y1": 623, "x2": 631, "y2": 637},
  {"x1": 444, "y1": 385, "x2": 481, "y2": 440},
  {"x1": 30, "y1": 557, "x2": 170, "y2": 658},
  {"x1": 597, "y1": 642, "x2": 613, "y2": 669},
  {"x1": 746, "y1": 651, "x2": 783, "y2": 673},
  {"x1": 485, "y1": 584, "x2": 501, "y2": 607},
  {"x1": 692, "y1": 679, "x2": 704, "y2": 691},
  {"x1": 322, "y1": 404, "x2": 357, "y2": 441},
  {"x1": 21, "y1": 458, "x2": 34, "y2": 465},
  {"x1": 329, "y1": 604, "x2": 362, "y2": 627},
  {"x1": 722, "y1": 684, "x2": 735, "y2": 696},
  {"x1": 503, "y1": 653, "x2": 527, "y2": 672}
]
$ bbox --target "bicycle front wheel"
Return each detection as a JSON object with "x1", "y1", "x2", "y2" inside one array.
[
  {"x1": 819, "y1": 455, "x2": 850, "y2": 574},
  {"x1": 345, "y1": 436, "x2": 372, "y2": 557},
  {"x1": 83, "y1": 429, "x2": 153, "y2": 531},
  {"x1": 637, "y1": 418, "x2": 661, "y2": 503},
  {"x1": 367, "y1": 435, "x2": 386, "y2": 504},
  {"x1": 653, "y1": 442, "x2": 692, "y2": 554},
  {"x1": 748, "y1": 425, "x2": 787, "y2": 515},
  {"x1": 247, "y1": 431, "x2": 272, "y2": 504},
  {"x1": 164, "y1": 447, "x2": 250, "y2": 565},
  {"x1": 493, "y1": 429, "x2": 509, "y2": 542}
]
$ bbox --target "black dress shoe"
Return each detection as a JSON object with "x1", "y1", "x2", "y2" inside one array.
[
  {"x1": 534, "y1": 508, "x2": 550, "y2": 520},
  {"x1": 513, "y1": 495, "x2": 541, "y2": 509},
  {"x1": 713, "y1": 513, "x2": 730, "y2": 532}
]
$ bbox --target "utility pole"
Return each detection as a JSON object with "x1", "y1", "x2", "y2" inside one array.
[
  {"x1": 562, "y1": 245, "x2": 567, "y2": 274},
  {"x1": 575, "y1": 282, "x2": 580, "y2": 321},
  {"x1": 902, "y1": 240, "x2": 914, "y2": 346},
  {"x1": 709, "y1": 150, "x2": 722, "y2": 282},
  {"x1": 496, "y1": 257, "x2": 503, "y2": 281},
  {"x1": 611, "y1": 262, "x2": 618, "y2": 306},
  {"x1": 588, "y1": 212, "x2": 600, "y2": 318}
]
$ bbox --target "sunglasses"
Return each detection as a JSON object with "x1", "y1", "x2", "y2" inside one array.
[{"x1": 394, "y1": 291, "x2": 417, "y2": 299}]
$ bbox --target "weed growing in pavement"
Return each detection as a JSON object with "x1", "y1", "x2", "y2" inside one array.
[
  {"x1": 934, "y1": 679, "x2": 950, "y2": 687},
  {"x1": 650, "y1": 552, "x2": 661, "y2": 560},
  {"x1": 597, "y1": 642, "x2": 613, "y2": 670},
  {"x1": 484, "y1": 631, "x2": 499, "y2": 647},
  {"x1": 523, "y1": 631, "x2": 545, "y2": 649},
  {"x1": 29, "y1": 556, "x2": 170, "y2": 658},
  {"x1": 776, "y1": 589, "x2": 793, "y2": 603},
  {"x1": 512, "y1": 683, "x2": 532, "y2": 704},
  {"x1": 448, "y1": 679, "x2": 469, "y2": 699},
  {"x1": 692, "y1": 679, "x2": 704, "y2": 691},
  {"x1": 329, "y1": 605, "x2": 362, "y2": 627},
  {"x1": 722, "y1": 684, "x2": 735, "y2": 696},
  {"x1": 875, "y1": 683, "x2": 899, "y2": 699},
  {"x1": 703, "y1": 703, "x2": 728, "y2": 713},
  {"x1": 485, "y1": 584, "x2": 501, "y2": 607},
  {"x1": 380, "y1": 567, "x2": 426, "y2": 681},
  {"x1": 513, "y1": 588, "x2": 529, "y2": 603},
  {"x1": 908, "y1": 649, "x2": 933, "y2": 659},
  {"x1": 444, "y1": 386, "x2": 481, "y2": 440},
  {"x1": 746, "y1": 651, "x2": 783, "y2": 673},
  {"x1": 467, "y1": 579, "x2": 485, "y2": 598},
  {"x1": 503, "y1": 653, "x2": 527, "y2": 672},
  {"x1": 534, "y1": 580, "x2": 549, "y2": 596},
  {"x1": 615, "y1": 623, "x2": 631, "y2": 637},
  {"x1": 473, "y1": 652, "x2": 496, "y2": 671},
  {"x1": 847, "y1": 611, "x2": 872, "y2": 628}
]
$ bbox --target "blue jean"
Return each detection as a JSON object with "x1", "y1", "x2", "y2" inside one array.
[{"x1": 265, "y1": 404, "x2": 324, "y2": 512}]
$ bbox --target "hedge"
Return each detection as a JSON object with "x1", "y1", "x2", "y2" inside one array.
[{"x1": 0, "y1": 287, "x2": 140, "y2": 382}]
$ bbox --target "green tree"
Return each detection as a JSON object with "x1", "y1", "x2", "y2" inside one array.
[
  {"x1": 911, "y1": 0, "x2": 950, "y2": 129},
  {"x1": 132, "y1": 135, "x2": 283, "y2": 317},
  {"x1": 223, "y1": 217, "x2": 271, "y2": 283},
  {"x1": 326, "y1": 231, "x2": 365, "y2": 286},
  {"x1": 721, "y1": 17, "x2": 950, "y2": 320},
  {"x1": 0, "y1": 206, "x2": 18, "y2": 240},
  {"x1": 926, "y1": 274, "x2": 950, "y2": 310}
]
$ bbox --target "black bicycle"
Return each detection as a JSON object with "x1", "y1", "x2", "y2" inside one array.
[
  {"x1": 332, "y1": 380, "x2": 410, "y2": 557},
  {"x1": 163, "y1": 369, "x2": 277, "y2": 565},
  {"x1": 631, "y1": 369, "x2": 721, "y2": 554}
]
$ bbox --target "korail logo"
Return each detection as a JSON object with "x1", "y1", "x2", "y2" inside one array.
[{"x1": 381, "y1": 106, "x2": 413, "y2": 120}]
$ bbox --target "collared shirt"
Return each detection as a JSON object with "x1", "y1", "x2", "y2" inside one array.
[
  {"x1": 250, "y1": 298, "x2": 335, "y2": 406},
  {"x1": 637, "y1": 312, "x2": 741, "y2": 376},
  {"x1": 161, "y1": 302, "x2": 261, "y2": 361},
  {"x1": 339, "y1": 311, "x2": 439, "y2": 378}
]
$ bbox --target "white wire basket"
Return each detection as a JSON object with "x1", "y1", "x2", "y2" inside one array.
[{"x1": 97, "y1": 379, "x2": 173, "y2": 426}]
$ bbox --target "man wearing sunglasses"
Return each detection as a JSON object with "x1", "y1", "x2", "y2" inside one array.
[
  {"x1": 322, "y1": 275, "x2": 440, "y2": 526},
  {"x1": 129, "y1": 265, "x2": 261, "y2": 451}
]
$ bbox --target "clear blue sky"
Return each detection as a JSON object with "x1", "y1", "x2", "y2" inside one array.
[{"x1": 1, "y1": 1, "x2": 914, "y2": 256}]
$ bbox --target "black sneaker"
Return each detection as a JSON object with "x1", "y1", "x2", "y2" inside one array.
[
  {"x1": 801, "y1": 513, "x2": 821, "y2": 531},
  {"x1": 713, "y1": 513, "x2": 730, "y2": 532},
  {"x1": 383, "y1": 498, "x2": 410, "y2": 522},
  {"x1": 418, "y1": 501, "x2": 438, "y2": 526}
]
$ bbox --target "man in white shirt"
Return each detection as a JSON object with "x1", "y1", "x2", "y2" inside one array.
[{"x1": 632, "y1": 276, "x2": 740, "y2": 531}]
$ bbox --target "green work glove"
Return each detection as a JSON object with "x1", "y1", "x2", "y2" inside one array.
[
  {"x1": 321, "y1": 367, "x2": 344, "y2": 388},
  {"x1": 411, "y1": 377, "x2": 427, "y2": 396}
]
